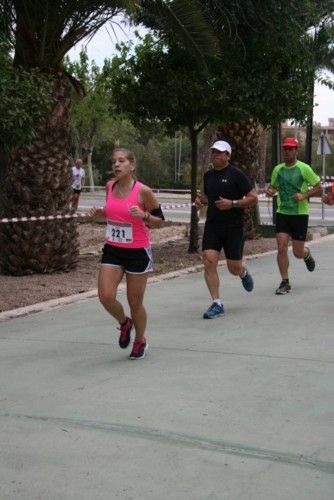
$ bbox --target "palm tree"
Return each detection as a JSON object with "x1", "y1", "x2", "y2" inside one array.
[{"x1": 0, "y1": 0, "x2": 218, "y2": 275}]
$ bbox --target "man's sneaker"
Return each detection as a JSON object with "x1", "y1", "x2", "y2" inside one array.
[
  {"x1": 203, "y1": 302, "x2": 224, "y2": 319},
  {"x1": 275, "y1": 280, "x2": 291, "y2": 295},
  {"x1": 304, "y1": 250, "x2": 315, "y2": 272},
  {"x1": 241, "y1": 270, "x2": 254, "y2": 292},
  {"x1": 118, "y1": 317, "x2": 133, "y2": 349},
  {"x1": 129, "y1": 339, "x2": 148, "y2": 360}
]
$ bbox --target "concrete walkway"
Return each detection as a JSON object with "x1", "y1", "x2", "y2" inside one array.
[{"x1": 1, "y1": 236, "x2": 334, "y2": 499}]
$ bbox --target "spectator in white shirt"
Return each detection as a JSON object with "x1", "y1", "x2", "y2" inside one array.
[{"x1": 71, "y1": 158, "x2": 85, "y2": 212}]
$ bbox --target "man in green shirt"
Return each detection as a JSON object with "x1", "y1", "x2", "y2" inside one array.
[{"x1": 266, "y1": 137, "x2": 322, "y2": 294}]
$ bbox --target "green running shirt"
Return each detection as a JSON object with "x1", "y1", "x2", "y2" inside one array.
[{"x1": 271, "y1": 160, "x2": 320, "y2": 215}]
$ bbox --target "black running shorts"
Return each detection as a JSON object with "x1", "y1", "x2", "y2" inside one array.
[
  {"x1": 101, "y1": 244, "x2": 153, "y2": 274},
  {"x1": 202, "y1": 222, "x2": 244, "y2": 260},
  {"x1": 275, "y1": 213, "x2": 309, "y2": 241}
]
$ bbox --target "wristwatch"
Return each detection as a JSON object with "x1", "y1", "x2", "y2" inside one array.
[{"x1": 232, "y1": 199, "x2": 238, "y2": 208}]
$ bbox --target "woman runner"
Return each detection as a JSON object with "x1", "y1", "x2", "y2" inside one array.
[{"x1": 90, "y1": 148, "x2": 164, "y2": 359}]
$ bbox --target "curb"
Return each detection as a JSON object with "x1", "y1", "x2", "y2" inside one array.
[{"x1": 1, "y1": 233, "x2": 334, "y2": 323}]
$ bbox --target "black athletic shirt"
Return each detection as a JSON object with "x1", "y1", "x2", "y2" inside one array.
[{"x1": 204, "y1": 164, "x2": 253, "y2": 226}]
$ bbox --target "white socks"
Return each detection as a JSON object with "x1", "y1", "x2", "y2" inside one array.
[{"x1": 240, "y1": 269, "x2": 247, "y2": 279}]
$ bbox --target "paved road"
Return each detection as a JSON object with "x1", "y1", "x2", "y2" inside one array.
[{"x1": 1, "y1": 235, "x2": 334, "y2": 499}]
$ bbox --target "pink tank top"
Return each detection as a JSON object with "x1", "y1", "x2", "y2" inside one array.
[{"x1": 104, "y1": 180, "x2": 150, "y2": 249}]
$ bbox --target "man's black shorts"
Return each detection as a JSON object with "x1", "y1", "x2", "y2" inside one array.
[
  {"x1": 101, "y1": 244, "x2": 153, "y2": 274},
  {"x1": 275, "y1": 213, "x2": 309, "y2": 241},
  {"x1": 202, "y1": 222, "x2": 244, "y2": 260}
]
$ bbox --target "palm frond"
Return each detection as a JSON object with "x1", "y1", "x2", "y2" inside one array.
[
  {"x1": 9, "y1": 0, "x2": 140, "y2": 69},
  {"x1": 316, "y1": 73, "x2": 334, "y2": 90},
  {"x1": 137, "y1": 0, "x2": 221, "y2": 65}
]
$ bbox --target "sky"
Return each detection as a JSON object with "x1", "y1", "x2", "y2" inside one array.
[{"x1": 68, "y1": 25, "x2": 334, "y2": 126}]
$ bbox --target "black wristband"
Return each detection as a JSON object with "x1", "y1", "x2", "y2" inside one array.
[{"x1": 150, "y1": 205, "x2": 165, "y2": 221}]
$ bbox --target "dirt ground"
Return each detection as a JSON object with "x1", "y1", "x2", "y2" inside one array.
[{"x1": 0, "y1": 221, "x2": 277, "y2": 313}]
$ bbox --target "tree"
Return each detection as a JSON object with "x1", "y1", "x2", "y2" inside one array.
[
  {"x1": 67, "y1": 50, "x2": 178, "y2": 188},
  {"x1": 203, "y1": 1, "x2": 334, "y2": 236},
  {"x1": 65, "y1": 48, "x2": 114, "y2": 191},
  {"x1": 0, "y1": 0, "x2": 219, "y2": 275},
  {"x1": 0, "y1": 39, "x2": 52, "y2": 159},
  {"x1": 106, "y1": 1, "x2": 333, "y2": 245},
  {"x1": 104, "y1": 36, "x2": 226, "y2": 251}
]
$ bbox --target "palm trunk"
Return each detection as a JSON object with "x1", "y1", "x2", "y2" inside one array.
[
  {"x1": 0, "y1": 73, "x2": 79, "y2": 275},
  {"x1": 188, "y1": 126, "x2": 199, "y2": 253}
]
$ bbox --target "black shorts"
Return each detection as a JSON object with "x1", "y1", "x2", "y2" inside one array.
[
  {"x1": 275, "y1": 213, "x2": 308, "y2": 241},
  {"x1": 202, "y1": 222, "x2": 244, "y2": 260},
  {"x1": 72, "y1": 189, "x2": 81, "y2": 195},
  {"x1": 101, "y1": 244, "x2": 153, "y2": 274}
]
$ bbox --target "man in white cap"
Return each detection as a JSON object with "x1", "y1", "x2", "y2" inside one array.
[
  {"x1": 195, "y1": 140, "x2": 258, "y2": 319},
  {"x1": 266, "y1": 137, "x2": 322, "y2": 295}
]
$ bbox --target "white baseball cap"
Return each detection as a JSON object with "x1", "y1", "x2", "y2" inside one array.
[{"x1": 210, "y1": 140, "x2": 232, "y2": 155}]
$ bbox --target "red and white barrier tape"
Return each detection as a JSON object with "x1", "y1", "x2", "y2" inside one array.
[
  {"x1": 0, "y1": 212, "x2": 89, "y2": 224},
  {"x1": 161, "y1": 202, "x2": 192, "y2": 209},
  {"x1": 0, "y1": 205, "x2": 193, "y2": 224},
  {"x1": 1, "y1": 187, "x2": 333, "y2": 224}
]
